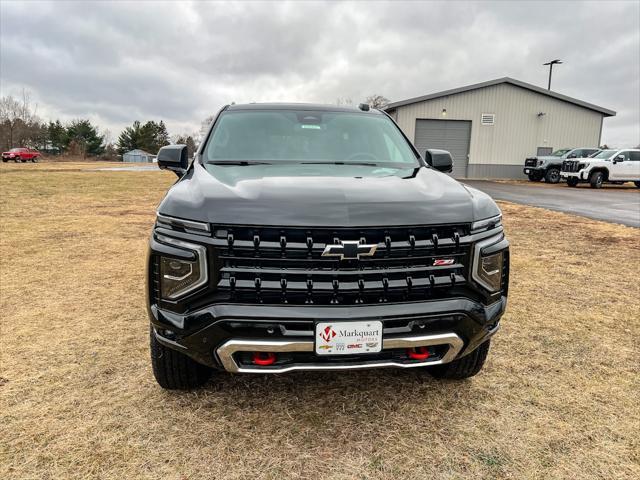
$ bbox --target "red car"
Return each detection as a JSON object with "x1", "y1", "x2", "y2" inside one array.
[{"x1": 2, "y1": 147, "x2": 40, "y2": 163}]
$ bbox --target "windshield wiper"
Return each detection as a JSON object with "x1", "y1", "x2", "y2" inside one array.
[
  {"x1": 206, "y1": 160, "x2": 272, "y2": 165},
  {"x1": 301, "y1": 161, "x2": 380, "y2": 166}
]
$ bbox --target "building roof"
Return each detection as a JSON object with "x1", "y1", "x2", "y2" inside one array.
[
  {"x1": 384, "y1": 77, "x2": 616, "y2": 117},
  {"x1": 124, "y1": 149, "x2": 154, "y2": 156}
]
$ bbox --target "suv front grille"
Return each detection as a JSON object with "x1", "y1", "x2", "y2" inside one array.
[
  {"x1": 525, "y1": 158, "x2": 537, "y2": 167},
  {"x1": 209, "y1": 224, "x2": 472, "y2": 305},
  {"x1": 562, "y1": 160, "x2": 579, "y2": 172}
]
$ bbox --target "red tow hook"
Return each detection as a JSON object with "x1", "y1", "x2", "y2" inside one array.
[
  {"x1": 406, "y1": 346, "x2": 430, "y2": 361},
  {"x1": 252, "y1": 352, "x2": 276, "y2": 366}
]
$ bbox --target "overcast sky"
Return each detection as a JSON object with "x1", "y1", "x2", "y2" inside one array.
[{"x1": 1, "y1": 0, "x2": 638, "y2": 146}]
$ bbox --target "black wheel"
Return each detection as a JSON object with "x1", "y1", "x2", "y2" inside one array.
[
  {"x1": 31, "y1": 157, "x2": 38, "y2": 163},
  {"x1": 545, "y1": 168, "x2": 561, "y2": 184},
  {"x1": 2, "y1": 159, "x2": 7, "y2": 163},
  {"x1": 150, "y1": 326, "x2": 212, "y2": 389},
  {"x1": 566, "y1": 177, "x2": 579, "y2": 187},
  {"x1": 590, "y1": 171, "x2": 604, "y2": 189},
  {"x1": 429, "y1": 340, "x2": 490, "y2": 379},
  {"x1": 634, "y1": 181, "x2": 640, "y2": 188},
  {"x1": 14, "y1": 156, "x2": 20, "y2": 163}
]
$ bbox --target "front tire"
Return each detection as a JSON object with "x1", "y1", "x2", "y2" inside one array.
[
  {"x1": 545, "y1": 167, "x2": 561, "y2": 184},
  {"x1": 566, "y1": 177, "x2": 579, "y2": 187},
  {"x1": 31, "y1": 157, "x2": 38, "y2": 163},
  {"x1": 14, "y1": 156, "x2": 20, "y2": 163},
  {"x1": 590, "y1": 171, "x2": 604, "y2": 189},
  {"x1": 429, "y1": 340, "x2": 490, "y2": 379},
  {"x1": 634, "y1": 181, "x2": 640, "y2": 188},
  {"x1": 527, "y1": 172, "x2": 541, "y2": 182},
  {"x1": 150, "y1": 326, "x2": 212, "y2": 390}
]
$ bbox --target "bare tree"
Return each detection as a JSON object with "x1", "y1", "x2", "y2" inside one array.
[
  {"x1": 335, "y1": 97, "x2": 353, "y2": 106},
  {"x1": 102, "y1": 128, "x2": 112, "y2": 146},
  {"x1": 365, "y1": 94, "x2": 390, "y2": 109},
  {"x1": 199, "y1": 115, "x2": 215, "y2": 142},
  {"x1": 0, "y1": 90, "x2": 39, "y2": 149}
]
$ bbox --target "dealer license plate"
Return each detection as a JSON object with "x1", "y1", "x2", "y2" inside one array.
[
  {"x1": 524, "y1": 168, "x2": 530, "y2": 174},
  {"x1": 315, "y1": 321, "x2": 383, "y2": 355}
]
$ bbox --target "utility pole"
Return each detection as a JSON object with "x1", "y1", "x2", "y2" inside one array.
[{"x1": 543, "y1": 59, "x2": 563, "y2": 90}]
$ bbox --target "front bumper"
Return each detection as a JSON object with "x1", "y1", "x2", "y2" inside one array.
[
  {"x1": 561, "y1": 171, "x2": 587, "y2": 180},
  {"x1": 523, "y1": 166, "x2": 543, "y2": 175},
  {"x1": 149, "y1": 296, "x2": 506, "y2": 373}
]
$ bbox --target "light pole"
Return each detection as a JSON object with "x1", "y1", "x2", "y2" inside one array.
[{"x1": 543, "y1": 59, "x2": 563, "y2": 90}]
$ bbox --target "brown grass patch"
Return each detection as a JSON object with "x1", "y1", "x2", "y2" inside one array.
[{"x1": 1, "y1": 163, "x2": 639, "y2": 479}]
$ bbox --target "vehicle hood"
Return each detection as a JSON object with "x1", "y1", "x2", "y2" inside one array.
[
  {"x1": 157, "y1": 161, "x2": 499, "y2": 227},
  {"x1": 528, "y1": 155, "x2": 561, "y2": 162}
]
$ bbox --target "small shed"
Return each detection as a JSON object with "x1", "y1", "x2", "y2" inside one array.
[{"x1": 123, "y1": 149, "x2": 155, "y2": 163}]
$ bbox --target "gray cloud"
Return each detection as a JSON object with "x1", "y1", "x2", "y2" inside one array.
[{"x1": 1, "y1": 0, "x2": 638, "y2": 146}]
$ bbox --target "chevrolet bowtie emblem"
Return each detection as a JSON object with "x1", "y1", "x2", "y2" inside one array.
[{"x1": 321, "y1": 240, "x2": 377, "y2": 260}]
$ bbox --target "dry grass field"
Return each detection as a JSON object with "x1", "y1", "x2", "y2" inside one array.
[{"x1": 1, "y1": 162, "x2": 639, "y2": 479}]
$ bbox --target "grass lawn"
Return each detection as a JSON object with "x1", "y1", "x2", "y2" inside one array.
[{"x1": 1, "y1": 162, "x2": 639, "y2": 479}]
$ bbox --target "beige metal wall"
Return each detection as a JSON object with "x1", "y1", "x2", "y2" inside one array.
[{"x1": 393, "y1": 83, "x2": 603, "y2": 175}]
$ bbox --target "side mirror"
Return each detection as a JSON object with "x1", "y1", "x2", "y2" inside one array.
[
  {"x1": 613, "y1": 154, "x2": 624, "y2": 163},
  {"x1": 424, "y1": 149, "x2": 453, "y2": 173},
  {"x1": 157, "y1": 145, "x2": 188, "y2": 177}
]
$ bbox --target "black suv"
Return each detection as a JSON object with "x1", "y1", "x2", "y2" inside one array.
[{"x1": 147, "y1": 103, "x2": 509, "y2": 389}]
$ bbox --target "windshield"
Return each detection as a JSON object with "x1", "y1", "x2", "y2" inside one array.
[
  {"x1": 551, "y1": 149, "x2": 571, "y2": 157},
  {"x1": 591, "y1": 150, "x2": 616, "y2": 159},
  {"x1": 9, "y1": 148, "x2": 23, "y2": 152},
  {"x1": 203, "y1": 110, "x2": 419, "y2": 167}
]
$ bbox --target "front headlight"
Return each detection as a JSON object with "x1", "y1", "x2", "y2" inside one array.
[
  {"x1": 477, "y1": 252, "x2": 503, "y2": 291},
  {"x1": 156, "y1": 234, "x2": 208, "y2": 300},
  {"x1": 472, "y1": 235, "x2": 508, "y2": 292},
  {"x1": 471, "y1": 214, "x2": 502, "y2": 233}
]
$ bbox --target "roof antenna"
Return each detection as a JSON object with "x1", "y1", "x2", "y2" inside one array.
[{"x1": 358, "y1": 103, "x2": 370, "y2": 111}]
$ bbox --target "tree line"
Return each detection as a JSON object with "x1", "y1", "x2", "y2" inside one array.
[
  {"x1": 0, "y1": 92, "x2": 199, "y2": 159},
  {"x1": 0, "y1": 91, "x2": 391, "y2": 159}
]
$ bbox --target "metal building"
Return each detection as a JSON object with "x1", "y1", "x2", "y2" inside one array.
[
  {"x1": 123, "y1": 149, "x2": 155, "y2": 163},
  {"x1": 384, "y1": 77, "x2": 616, "y2": 179}
]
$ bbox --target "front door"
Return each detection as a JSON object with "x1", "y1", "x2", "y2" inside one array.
[{"x1": 610, "y1": 151, "x2": 632, "y2": 180}]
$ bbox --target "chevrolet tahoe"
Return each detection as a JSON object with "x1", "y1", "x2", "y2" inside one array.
[{"x1": 147, "y1": 103, "x2": 510, "y2": 389}]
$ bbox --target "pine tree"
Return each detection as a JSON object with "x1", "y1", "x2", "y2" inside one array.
[
  {"x1": 48, "y1": 120, "x2": 68, "y2": 153},
  {"x1": 117, "y1": 121, "x2": 144, "y2": 154},
  {"x1": 185, "y1": 136, "x2": 197, "y2": 158},
  {"x1": 66, "y1": 119, "x2": 104, "y2": 157},
  {"x1": 157, "y1": 121, "x2": 170, "y2": 150}
]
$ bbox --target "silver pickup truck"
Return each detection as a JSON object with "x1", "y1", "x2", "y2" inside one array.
[{"x1": 523, "y1": 147, "x2": 600, "y2": 183}]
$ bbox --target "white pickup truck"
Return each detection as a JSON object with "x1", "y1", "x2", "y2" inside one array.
[{"x1": 561, "y1": 149, "x2": 640, "y2": 188}]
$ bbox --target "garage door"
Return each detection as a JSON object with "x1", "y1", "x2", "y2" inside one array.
[{"x1": 414, "y1": 119, "x2": 471, "y2": 178}]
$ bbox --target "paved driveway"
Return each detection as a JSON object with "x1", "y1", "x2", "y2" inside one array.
[{"x1": 463, "y1": 180, "x2": 640, "y2": 228}]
